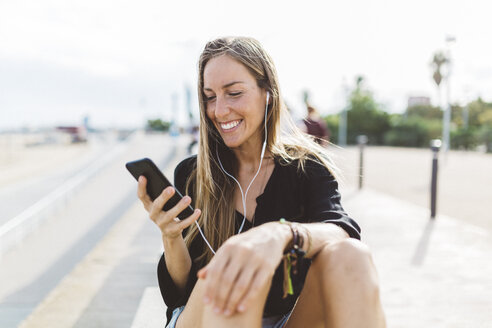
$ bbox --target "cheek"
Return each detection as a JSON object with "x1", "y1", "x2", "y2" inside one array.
[{"x1": 205, "y1": 106, "x2": 215, "y2": 120}]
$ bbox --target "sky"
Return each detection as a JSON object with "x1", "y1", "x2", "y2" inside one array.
[{"x1": 1, "y1": 0, "x2": 491, "y2": 130}]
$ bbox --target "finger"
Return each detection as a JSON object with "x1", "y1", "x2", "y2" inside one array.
[
  {"x1": 197, "y1": 266, "x2": 207, "y2": 279},
  {"x1": 236, "y1": 269, "x2": 271, "y2": 313},
  {"x1": 177, "y1": 209, "x2": 201, "y2": 231},
  {"x1": 202, "y1": 256, "x2": 229, "y2": 307},
  {"x1": 213, "y1": 260, "x2": 242, "y2": 315},
  {"x1": 161, "y1": 209, "x2": 202, "y2": 238},
  {"x1": 223, "y1": 265, "x2": 256, "y2": 316},
  {"x1": 137, "y1": 176, "x2": 152, "y2": 211},
  {"x1": 148, "y1": 187, "x2": 175, "y2": 220},
  {"x1": 164, "y1": 195, "x2": 193, "y2": 222}
]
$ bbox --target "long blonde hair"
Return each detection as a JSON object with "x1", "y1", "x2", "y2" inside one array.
[{"x1": 184, "y1": 37, "x2": 338, "y2": 262}]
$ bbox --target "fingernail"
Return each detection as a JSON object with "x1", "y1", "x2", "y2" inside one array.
[
  {"x1": 224, "y1": 309, "x2": 232, "y2": 316},
  {"x1": 214, "y1": 307, "x2": 221, "y2": 314},
  {"x1": 238, "y1": 304, "x2": 246, "y2": 312},
  {"x1": 204, "y1": 296, "x2": 210, "y2": 304}
]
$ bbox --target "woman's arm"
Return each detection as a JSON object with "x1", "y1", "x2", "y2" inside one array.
[
  {"x1": 137, "y1": 176, "x2": 201, "y2": 293},
  {"x1": 162, "y1": 235, "x2": 193, "y2": 292},
  {"x1": 275, "y1": 221, "x2": 350, "y2": 259},
  {"x1": 197, "y1": 220, "x2": 349, "y2": 316}
]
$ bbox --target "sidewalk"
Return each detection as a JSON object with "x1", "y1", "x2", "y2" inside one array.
[
  {"x1": 343, "y1": 188, "x2": 492, "y2": 328},
  {"x1": 17, "y1": 154, "x2": 492, "y2": 327}
]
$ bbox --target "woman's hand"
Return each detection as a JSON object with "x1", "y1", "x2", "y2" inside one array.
[
  {"x1": 137, "y1": 175, "x2": 201, "y2": 240},
  {"x1": 197, "y1": 222, "x2": 291, "y2": 316}
]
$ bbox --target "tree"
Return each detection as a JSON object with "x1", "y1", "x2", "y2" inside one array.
[
  {"x1": 385, "y1": 115, "x2": 442, "y2": 148},
  {"x1": 146, "y1": 119, "x2": 171, "y2": 132},
  {"x1": 406, "y1": 104, "x2": 443, "y2": 120},
  {"x1": 430, "y1": 51, "x2": 448, "y2": 89},
  {"x1": 430, "y1": 51, "x2": 449, "y2": 108},
  {"x1": 346, "y1": 76, "x2": 390, "y2": 145},
  {"x1": 467, "y1": 98, "x2": 492, "y2": 127}
]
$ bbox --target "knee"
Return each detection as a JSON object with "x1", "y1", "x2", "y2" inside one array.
[
  {"x1": 317, "y1": 239, "x2": 373, "y2": 271},
  {"x1": 313, "y1": 239, "x2": 380, "y2": 295}
]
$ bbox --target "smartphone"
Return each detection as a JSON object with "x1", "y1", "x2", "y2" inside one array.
[{"x1": 125, "y1": 158, "x2": 194, "y2": 219}]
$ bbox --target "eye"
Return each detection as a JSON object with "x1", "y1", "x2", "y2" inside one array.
[
  {"x1": 229, "y1": 92, "x2": 242, "y2": 97},
  {"x1": 205, "y1": 95, "x2": 216, "y2": 102}
]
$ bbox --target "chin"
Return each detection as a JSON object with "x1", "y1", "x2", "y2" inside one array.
[
  {"x1": 221, "y1": 137, "x2": 243, "y2": 149},
  {"x1": 223, "y1": 141, "x2": 240, "y2": 149}
]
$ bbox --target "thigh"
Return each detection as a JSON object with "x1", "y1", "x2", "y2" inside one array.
[
  {"x1": 284, "y1": 259, "x2": 325, "y2": 328},
  {"x1": 176, "y1": 279, "x2": 207, "y2": 328},
  {"x1": 177, "y1": 275, "x2": 274, "y2": 328},
  {"x1": 176, "y1": 276, "x2": 272, "y2": 328}
]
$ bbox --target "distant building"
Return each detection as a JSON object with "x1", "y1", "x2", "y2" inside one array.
[{"x1": 408, "y1": 96, "x2": 431, "y2": 108}]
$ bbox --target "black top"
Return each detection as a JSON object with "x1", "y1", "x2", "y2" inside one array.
[{"x1": 157, "y1": 155, "x2": 361, "y2": 324}]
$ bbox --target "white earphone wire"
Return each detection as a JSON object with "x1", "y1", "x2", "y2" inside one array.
[{"x1": 196, "y1": 91, "x2": 270, "y2": 254}]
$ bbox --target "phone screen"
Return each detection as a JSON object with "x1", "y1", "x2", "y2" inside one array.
[{"x1": 125, "y1": 158, "x2": 194, "y2": 219}]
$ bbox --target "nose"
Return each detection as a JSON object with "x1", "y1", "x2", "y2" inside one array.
[{"x1": 214, "y1": 95, "x2": 230, "y2": 120}]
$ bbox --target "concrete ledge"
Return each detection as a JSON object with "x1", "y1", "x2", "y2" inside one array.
[{"x1": 131, "y1": 287, "x2": 166, "y2": 328}]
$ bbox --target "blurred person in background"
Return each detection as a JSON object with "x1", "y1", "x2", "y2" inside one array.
[
  {"x1": 137, "y1": 36, "x2": 385, "y2": 328},
  {"x1": 187, "y1": 124, "x2": 200, "y2": 154},
  {"x1": 302, "y1": 105, "x2": 330, "y2": 146}
]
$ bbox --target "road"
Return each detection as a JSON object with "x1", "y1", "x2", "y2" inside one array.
[
  {"x1": 330, "y1": 146, "x2": 492, "y2": 233},
  {"x1": 0, "y1": 132, "x2": 180, "y2": 327},
  {"x1": 0, "y1": 134, "x2": 122, "y2": 226}
]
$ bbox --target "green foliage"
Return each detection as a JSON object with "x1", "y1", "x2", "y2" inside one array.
[
  {"x1": 385, "y1": 116, "x2": 441, "y2": 147},
  {"x1": 450, "y1": 127, "x2": 479, "y2": 150},
  {"x1": 323, "y1": 115, "x2": 339, "y2": 144},
  {"x1": 146, "y1": 119, "x2": 170, "y2": 132},
  {"x1": 477, "y1": 125, "x2": 492, "y2": 153},
  {"x1": 449, "y1": 99, "x2": 492, "y2": 151},
  {"x1": 319, "y1": 76, "x2": 492, "y2": 151},
  {"x1": 406, "y1": 105, "x2": 443, "y2": 120},
  {"x1": 465, "y1": 98, "x2": 492, "y2": 128},
  {"x1": 346, "y1": 76, "x2": 391, "y2": 145}
]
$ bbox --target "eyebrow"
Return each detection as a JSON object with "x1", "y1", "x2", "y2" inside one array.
[{"x1": 203, "y1": 81, "x2": 245, "y2": 92}]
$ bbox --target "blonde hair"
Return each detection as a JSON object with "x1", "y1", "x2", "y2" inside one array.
[{"x1": 185, "y1": 37, "x2": 338, "y2": 262}]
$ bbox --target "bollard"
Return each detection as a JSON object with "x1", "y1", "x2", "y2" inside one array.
[
  {"x1": 357, "y1": 135, "x2": 368, "y2": 189},
  {"x1": 430, "y1": 139, "x2": 441, "y2": 219}
]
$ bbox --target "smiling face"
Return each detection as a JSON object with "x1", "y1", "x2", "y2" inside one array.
[{"x1": 203, "y1": 54, "x2": 267, "y2": 151}]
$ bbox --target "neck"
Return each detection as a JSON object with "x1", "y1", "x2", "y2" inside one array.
[{"x1": 232, "y1": 141, "x2": 269, "y2": 174}]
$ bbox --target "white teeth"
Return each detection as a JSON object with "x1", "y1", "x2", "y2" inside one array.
[{"x1": 220, "y1": 120, "x2": 240, "y2": 130}]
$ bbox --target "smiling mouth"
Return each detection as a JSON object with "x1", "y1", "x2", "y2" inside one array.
[{"x1": 219, "y1": 119, "x2": 242, "y2": 131}]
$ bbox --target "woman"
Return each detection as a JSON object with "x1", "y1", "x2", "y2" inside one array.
[
  {"x1": 137, "y1": 37, "x2": 386, "y2": 328},
  {"x1": 302, "y1": 105, "x2": 331, "y2": 146}
]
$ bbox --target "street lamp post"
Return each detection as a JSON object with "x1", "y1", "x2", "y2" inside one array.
[
  {"x1": 339, "y1": 108, "x2": 347, "y2": 147},
  {"x1": 443, "y1": 35, "x2": 456, "y2": 153},
  {"x1": 338, "y1": 79, "x2": 349, "y2": 147},
  {"x1": 357, "y1": 135, "x2": 368, "y2": 189}
]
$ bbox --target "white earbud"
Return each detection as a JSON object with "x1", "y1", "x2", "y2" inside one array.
[{"x1": 261, "y1": 91, "x2": 269, "y2": 158}]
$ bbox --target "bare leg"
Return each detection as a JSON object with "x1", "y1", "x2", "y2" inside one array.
[
  {"x1": 285, "y1": 239, "x2": 386, "y2": 328},
  {"x1": 177, "y1": 276, "x2": 272, "y2": 328}
]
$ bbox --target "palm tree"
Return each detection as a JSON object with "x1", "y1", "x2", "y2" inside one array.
[{"x1": 430, "y1": 51, "x2": 448, "y2": 110}]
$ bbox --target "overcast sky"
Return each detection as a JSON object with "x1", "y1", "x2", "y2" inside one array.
[{"x1": 1, "y1": 0, "x2": 491, "y2": 129}]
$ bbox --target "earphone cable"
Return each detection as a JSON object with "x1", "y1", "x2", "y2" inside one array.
[{"x1": 195, "y1": 91, "x2": 270, "y2": 254}]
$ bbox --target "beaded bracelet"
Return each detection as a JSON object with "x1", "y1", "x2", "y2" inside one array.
[{"x1": 279, "y1": 218, "x2": 312, "y2": 298}]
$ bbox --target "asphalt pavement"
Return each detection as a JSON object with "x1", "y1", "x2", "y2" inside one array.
[{"x1": 0, "y1": 132, "x2": 178, "y2": 327}]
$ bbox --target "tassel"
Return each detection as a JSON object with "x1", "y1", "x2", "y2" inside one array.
[{"x1": 282, "y1": 254, "x2": 294, "y2": 298}]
